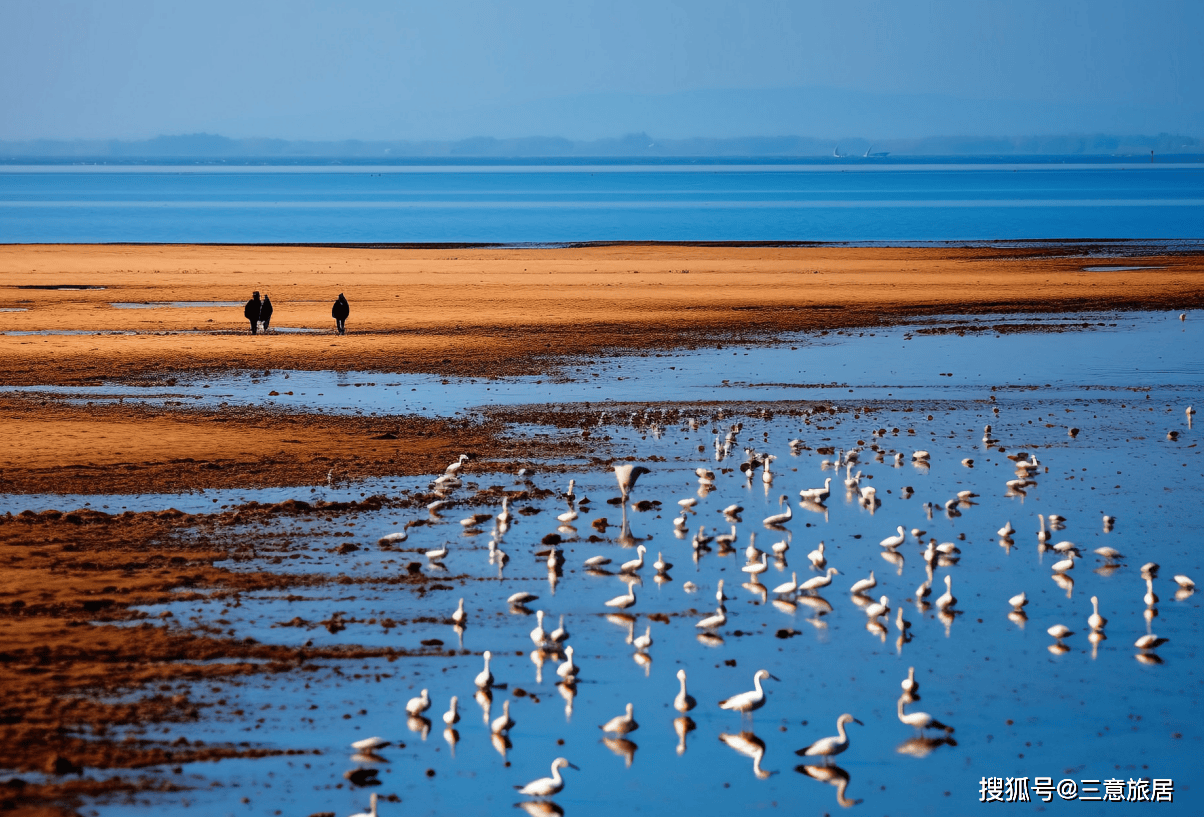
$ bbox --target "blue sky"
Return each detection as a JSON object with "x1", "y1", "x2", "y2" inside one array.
[{"x1": 2, "y1": 0, "x2": 1201, "y2": 141}]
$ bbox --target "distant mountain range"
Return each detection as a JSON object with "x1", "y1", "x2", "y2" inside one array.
[{"x1": 2, "y1": 131, "x2": 1200, "y2": 159}]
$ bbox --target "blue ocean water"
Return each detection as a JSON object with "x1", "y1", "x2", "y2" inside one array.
[{"x1": 1, "y1": 158, "x2": 1203, "y2": 243}]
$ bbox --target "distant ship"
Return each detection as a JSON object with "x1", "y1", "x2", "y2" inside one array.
[{"x1": 862, "y1": 145, "x2": 890, "y2": 158}]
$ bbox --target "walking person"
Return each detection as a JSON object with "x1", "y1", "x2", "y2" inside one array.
[
  {"x1": 332, "y1": 293, "x2": 349, "y2": 335},
  {"x1": 244, "y1": 291, "x2": 262, "y2": 335},
  {"x1": 260, "y1": 294, "x2": 274, "y2": 333}
]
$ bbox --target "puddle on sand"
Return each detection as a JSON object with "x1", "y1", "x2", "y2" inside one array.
[
  {"x1": 7, "y1": 311, "x2": 1201, "y2": 417},
  {"x1": 3, "y1": 310, "x2": 1202, "y2": 817}
]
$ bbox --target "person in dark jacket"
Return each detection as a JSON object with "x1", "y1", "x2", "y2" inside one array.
[
  {"x1": 260, "y1": 294, "x2": 274, "y2": 332},
  {"x1": 244, "y1": 291, "x2": 262, "y2": 335},
  {"x1": 332, "y1": 293, "x2": 349, "y2": 335}
]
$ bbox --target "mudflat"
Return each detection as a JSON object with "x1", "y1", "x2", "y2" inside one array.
[
  {"x1": 2, "y1": 243, "x2": 1202, "y2": 496},
  {"x1": 2, "y1": 242, "x2": 1202, "y2": 815}
]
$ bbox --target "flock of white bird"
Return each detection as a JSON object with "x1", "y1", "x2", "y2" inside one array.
[{"x1": 344, "y1": 405, "x2": 1197, "y2": 814}]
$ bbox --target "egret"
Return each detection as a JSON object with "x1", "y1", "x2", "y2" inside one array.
[
  {"x1": 880, "y1": 527, "x2": 906, "y2": 548},
  {"x1": 807, "y1": 541, "x2": 827, "y2": 569},
  {"x1": 1088, "y1": 596, "x2": 1107, "y2": 631},
  {"x1": 452, "y1": 598, "x2": 467, "y2": 626},
  {"x1": 620, "y1": 545, "x2": 647, "y2": 574},
  {"x1": 633, "y1": 625, "x2": 653, "y2": 652},
  {"x1": 475, "y1": 651, "x2": 494, "y2": 689},
  {"x1": 604, "y1": 582, "x2": 637, "y2": 609},
  {"x1": 601, "y1": 703, "x2": 638, "y2": 735},
  {"x1": 1047, "y1": 624, "x2": 1073, "y2": 640},
  {"x1": 801, "y1": 567, "x2": 839, "y2": 593},
  {"x1": 719, "y1": 669, "x2": 778, "y2": 715},
  {"x1": 406, "y1": 688, "x2": 431, "y2": 717},
  {"x1": 556, "y1": 646, "x2": 577, "y2": 680},
  {"x1": 491, "y1": 699, "x2": 515, "y2": 735},
  {"x1": 797, "y1": 713, "x2": 862, "y2": 763},
  {"x1": 530, "y1": 610, "x2": 549, "y2": 648},
  {"x1": 696, "y1": 604, "x2": 727, "y2": 630},
  {"x1": 1009, "y1": 591, "x2": 1028, "y2": 610},
  {"x1": 901, "y1": 667, "x2": 918, "y2": 695},
  {"x1": 799, "y1": 478, "x2": 832, "y2": 504},
  {"x1": 614, "y1": 464, "x2": 651, "y2": 500},
  {"x1": 896, "y1": 698, "x2": 954, "y2": 734},
  {"x1": 764, "y1": 495, "x2": 793, "y2": 526},
  {"x1": 515, "y1": 757, "x2": 578, "y2": 798},
  {"x1": 443, "y1": 696, "x2": 460, "y2": 726},
  {"x1": 351, "y1": 736, "x2": 390, "y2": 753},
  {"x1": 550, "y1": 614, "x2": 569, "y2": 644},
  {"x1": 674, "y1": 669, "x2": 696, "y2": 712},
  {"x1": 772, "y1": 572, "x2": 799, "y2": 596},
  {"x1": 935, "y1": 575, "x2": 956, "y2": 610},
  {"x1": 865, "y1": 595, "x2": 890, "y2": 620},
  {"x1": 849, "y1": 571, "x2": 877, "y2": 595}
]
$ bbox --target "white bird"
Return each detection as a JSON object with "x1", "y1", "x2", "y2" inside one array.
[
  {"x1": 674, "y1": 669, "x2": 696, "y2": 712},
  {"x1": 719, "y1": 669, "x2": 778, "y2": 714},
  {"x1": 723, "y1": 503, "x2": 744, "y2": 518},
  {"x1": 901, "y1": 667, "x2": 918, "y2": 695},
  {"x1": 452, "y1": 598, "x2": 467, "y2": 626},
  {"x1": 1173, "y1": 574, "x2": 1195, "y2": 590},
  {"x1": 1135, "y1": 634, "x2": 1164, "y2": 649},
  {"x1": 530, "y1": 610, "x2": 549, "y2": 648},
  {"x1": 865, "y1": 594, "x2": 890, "y2": 620},
  {"x1": 801, "y1": 567, "x2": 839, "y2": 593},
  {"x1": 1094, "y1": 546, "x2": 1123, "y2": 561},
  {"x1": 696, "y1": 604, "x2": 727, "y2": 630},
  {"x1": 583, "y1": 555, "x2": 611, "y2": 568},
  {"x1": 620, "y1": 545, "x2": 647, "y2": 573},
  {"x1": 797, "y1": 713, "x2": 862, "y2": 762},
  {"x1": 633, "y1": 625, "x2": 653, "y2": 652},
  {"x1": 896, "y1": 698, "x2": 954, "y2": 734},
  {"x1": 773, "y1": 572, "x2": 799, "y2": 596},
  {"x1": 348, "y1": 792, "x2": 379, "y2": 817},
  {"x1": 935, "y1": 575, "x2": 956, "y2": 610},
  {"x1": 799, "y1": 478, "x2": 832, "y2": 504},
  {"x1": 912, "y1": 450, "x2": 930, "y2": 461},
  {"x1": 443, "y1": 696, "x2": 460, "y2": 726},
  {"x1": 351, "y1": 735, "x2": 391, "y2": 752},
  {"x1": 557, "y1": 509, "x2": 578, "y2": 524},
  {"x1": 849, "y1": 571, "x2": 877, "y2": 595},
  {"x1": 1009, "y1": 591, "x2": 1028, "y2": 610},
  {"x1": 771, "y1": 537, "x2": 789, "y2": 556},
  {"x1": 858, "y1": 485, "x2": 877, "y2": 507},
  {"x1": 601, "y1": 702, "x2": 638, "y2": 735},
  {"x1": 491, "y1": 699, "x2": 515, "y2": 735},
  {"x1": 378, "y1": 529, "x2": 408, "y2": 545},
  {"x1": 997, "y1": 521, "x2": 1015, "y2": 538},
  {"x1": 807, "y1": 541, "x2": 827, "y2": 568},
  {"x1": 679, "y1": 497, "x2": 698, "y2": 509},
  {"x1": 843, "y1": 464, "x2": 861, "y2": 489},
  {"x1": 1047, "y1": 624, "x2": 1073, "y2": 640},
  {"x1": 915, "y1": 578, "x2": 932, "y2": 600},
  {"x1": 716, "y1": 578, "x2": 731, "y2": 603},
  {"x1": 497, "y1": 497, "x2": 513, "y2": 525},
  {"x1": 743, "y1": 531, "x2": 762, "y2": 561},
  {"x1": 550, "y1": 614, "x2": 569, "y2": 643},
  {"x1": 1037, "y1": 514, "x2": 1051, "y2": 544},
  {"x1": 762, "y1": 455, "x2": 776, "y2": 484},
  {"x1": 475, "y1": 651, "x2": 494, "y2": 689},
  {"x1": 653, "y1": 552, "x2": 673, "y2": 573},
  {"x1": 1088, "y1": 596, "x2": 1107, "y2": 631},
  {"x1": 604, "y1": 582, "x2": 637, "y2": 609},
  {"x1": 406, "y1": 688, "x2": 431, "y2": 717},
  {"x1": 879, "y1": 526, "x2": 906, "y2": 548},
  {"x1": 614, "y1": 464, "x2": 651, "y2": 499},
  {"x1": 425, "y1": 542, "x2": 449, "y2": 561},
  {"x1": 742, "y1": 551, "x2": 769, "y2": 578},
  {"x1": 1143, "y1": 577, "x2": 1158, "y2": 607},
  {"x1": 764, "y1": 495, "x2": 793, "y2": 526},
  {"x1": 556, "y1": 645, "x2": 577, "y2": 680},
  {"x1": 1051, "y1": 551, "x2": 1077, "y2": 573},
  {"x1": 508, "y1": 591, "x2": 538, "y2": 606},
  {"x1": 445, "y1": 453, "x2": 470, "y2": 475},
  {"x1": 515, "y1": 757, "x2": 578, "y2": 798}
]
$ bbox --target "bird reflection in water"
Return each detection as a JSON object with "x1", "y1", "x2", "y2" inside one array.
[
  {"x1": 896, "y1": 734, "x2": 958, "y2": 758},
  {"x1": 719, "y1": 731, "x2": 775, "y2": 778},
  {"x1": 515, "y1": 801, "x2": 564, "y2": 817},
  {"x1": 795, "y1": 763, "x2": 861, "y2": 807},
  {"x1": 602, "y1": 736, "x2": 638, "y2": 767},
  {"x1": 674, "y1": 716, "x2": 696, "y2": 755}
]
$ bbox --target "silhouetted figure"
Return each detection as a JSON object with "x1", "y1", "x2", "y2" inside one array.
[
  {"x1": 244, "y1": 291, "x2": 261, "y2": 335},
  {"x1": 332, "y1": 293, "x2": 349, "y2": 335},
  {"x1": 260, "y1": 294, "x2": 274, "y2": 332}
]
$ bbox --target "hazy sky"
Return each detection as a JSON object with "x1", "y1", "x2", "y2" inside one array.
[{"x1": 2, "y1": 0, "x2": 1201, "y2": 141}]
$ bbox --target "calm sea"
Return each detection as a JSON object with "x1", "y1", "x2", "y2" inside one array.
[{"x1": 2, "y1": 157, "x2": 1203, "y2": 243}]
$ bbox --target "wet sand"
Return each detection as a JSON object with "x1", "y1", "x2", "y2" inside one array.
[
  {"x1": 3, "y1": 243, "x2": 1203, "y2": 497},
  {"x1": 2, "y1": 243, "x2": 1203, "y2": 814}
]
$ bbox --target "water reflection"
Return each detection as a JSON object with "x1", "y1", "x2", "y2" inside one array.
[
  {"x1": 719, "y1": 731, "x2": 775, "y2": 779},
  {"x1": 795, "y1": 764, "x2": 861, "y2": 808}
]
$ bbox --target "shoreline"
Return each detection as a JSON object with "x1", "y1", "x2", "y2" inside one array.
[{"x1": 2, "y1": 242, "x2": 1202, "y2": 497}]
